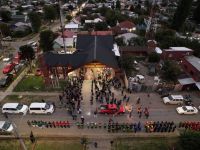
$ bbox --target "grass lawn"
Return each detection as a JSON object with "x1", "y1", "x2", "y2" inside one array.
[
  {"x1": 14, "y1": 75, "x2": 68, "y2": 92},
  {"x1": 115, "y1": 137, "x2": 183, "y2": 150},
  {"x1": 14, "y1": 76, "x2": 45, "y2": 92},
  {"x1": 35, "y1": 140, "x2": 82, "y2": 150},
  {"x1": 0, "y1": 140, "x2": 32, "y2": 150},
  {"x1": 0, "y1": 140, "x2": 82, "y2": 150}
]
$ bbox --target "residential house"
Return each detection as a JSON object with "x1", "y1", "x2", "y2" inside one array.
[
  {"x1": 116, "y1": 33, "x2": 138, "y2": 45},
  {"x1": 161, "y1": 47, "x2": 193, "y2": 61},
  {"x1": 53, "y1": 30, "x2": 77, "y2": 51},
  {"x1": 65, "y1": 22, "x2": 79, "y2": 32},
  {"x1": 177, "y1": 56, "x2": 200, "y2": 91},
  {"x1": 119, "y1": 46, "x2": 152, "y2": 56},
  {"x1": 111, "y1": 20, "x2": 136, "y2": 35}
]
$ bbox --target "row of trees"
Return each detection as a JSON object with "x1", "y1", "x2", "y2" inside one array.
[{"x1": 171, "y1": 0, "x2": 200, "y2": 30}]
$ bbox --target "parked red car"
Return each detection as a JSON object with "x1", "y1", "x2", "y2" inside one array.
[
  {"x1": 98, "y1": 104, "x2": 125, "y2": 115},
  {"x1": 3, "y1": 63, "x2": 15, "y2": 74}
]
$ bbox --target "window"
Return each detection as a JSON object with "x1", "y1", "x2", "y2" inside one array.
[{"x1": 30, "y1": 108, "x2": 41, "y2": 110}]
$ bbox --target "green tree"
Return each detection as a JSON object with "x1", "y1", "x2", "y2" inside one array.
[
  {"x1": 39, "y1": 30, "x2": 55, "y2": 52},
  {"x1": 66, "y1": 15, "x2": 72, "y2": 22},
  {"x1": 171, "y1": 0, "x2": 193, "y2": 31},
  {"x1": 95, "y1": 22, "x2": 108, "y2": 30},
  {"x1": 28, "y1": 12, "x2": 41, "y2": 33},
  {"x1": 119, "y1": 56, "x2": 135, "y2": 76},
  {"x1": 193, "y1": 0, "x2": 200, "y2": 24},
  {"x1": 116, "y1": 0, "x2": 121, "y2": 10},
  {"x1": 115, "y1": 37, "x2": 126, "y2": 46},
  {"x1": 128, "y1": 37, "x2": 147, "y2": 46},
  {"x1": 19, "y1": 45, "x2": 35, "y2": 72},
  {"x1": 179, "y1": 130, "x2": 200, "y2": 150},
  {"x1": 0, "y1": 23, "x2": 11, "y2": 37},
  {"x1": 161, "y1": 60, "x2": 181, "y2": 83},
  {"x1": 0, "y1": 10, "x2": 11, "y2": 22},
  {"x1": 148, "y1": 52, "x2": 160, "y2": 63},
  {"x1": 43, "y1": 5, "x2": 57, "y2": 23}
]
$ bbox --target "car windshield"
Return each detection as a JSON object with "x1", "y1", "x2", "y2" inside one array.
[
  {"x1": 16, "y1": 104, "x2": 23, "y2": 110},
  {"x1": 2, "y1": 122, "x2": 11, "y2": 130},
  {"x1": 100, "y1": 106, "x2": 107, "y2": 110},
  {"x1": 45, "y1": 104, "x2": 50, "y2": 109},
  {"x1": 168, "y1": 95, "x2": 173, "y2": 100},
  {"x1": 182, "y1": 106, "x2": 187, "y2": 111}
]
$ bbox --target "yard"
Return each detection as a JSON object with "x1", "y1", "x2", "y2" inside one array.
[
  {"x1": 14, "y1": 75, "x2": 68, "y2": 92},
  {"x1": 14, "y1": 76, "x2": 45, "y2": 92},
  {"x1": 115, "y1": 137, "x2": 183, "y2": 150},
  {"x1": 0, "y1": 140, "x2": 82, "y2": 150}
]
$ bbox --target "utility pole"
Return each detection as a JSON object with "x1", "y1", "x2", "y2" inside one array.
[{"x1": 58, "y1": 0, "x2": 67, "y2": 53}]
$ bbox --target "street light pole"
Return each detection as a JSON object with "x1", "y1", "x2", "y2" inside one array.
[{"x1": 58, "y1": 0, "x2": 67, "y2": 53}]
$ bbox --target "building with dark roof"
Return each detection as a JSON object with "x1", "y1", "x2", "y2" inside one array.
[{"x1": 41, "y1": 34, "x2": 119, "y2": 83}]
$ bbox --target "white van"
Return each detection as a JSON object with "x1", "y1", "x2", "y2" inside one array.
[
  {"x1": 2, "y1": 103, "x2": 28, "y2": 115},
  {"x1": 29, "y1": 103, "x2": 54, "y2": 114},
  {"x1": 163, "y1": 95, "x2": 184, "y2": 105},
  {"x1": 0, "y1": 121, "x2": 14, "y2": 132}
]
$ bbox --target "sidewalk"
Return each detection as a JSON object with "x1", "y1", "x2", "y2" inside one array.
[{"x1": 0, "y1": 68, "x2": 28, "y2": 102}]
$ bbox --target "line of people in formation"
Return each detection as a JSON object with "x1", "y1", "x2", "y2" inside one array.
[
  {"x1": 145, "y1": 121, "x2": 176, "y2": 133},
  {"x1": 179, "y1": 121, "x2": 200, "y2": 131},
  {"x1": 27, "y1": 120, "x2": 70, "y2": 128}
]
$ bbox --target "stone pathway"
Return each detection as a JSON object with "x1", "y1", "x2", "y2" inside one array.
[{"x1": 82, "y1": 80, "x2": 93, "y2": 117}]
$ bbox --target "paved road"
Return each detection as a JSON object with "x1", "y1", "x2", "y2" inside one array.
[{"x1": 0, "y1": 80, "x2": 199, "y2": 137}]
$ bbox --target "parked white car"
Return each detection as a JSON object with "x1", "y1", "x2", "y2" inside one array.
[
  {"x1": 176, "y1": 106, "x2": 198, "y2": 115},
  {"x1": 163, "y1": 95, "x2": 184, "y2": 105},
  {"x1": 29, "y1": 102, "x2": 54, "y2": 114},
  {"x1": 2, "y1": 103, "x2": 28, "y2": 115},
  {"x1": 0, "y1": 121, "x2": 13, "y2": 132}
]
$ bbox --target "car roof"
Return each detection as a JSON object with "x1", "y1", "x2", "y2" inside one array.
[
  {"x1": 107, "y1": 104, "x2": 117, "y2": 109},
  {"x1": 171, "y1": 95, "x2": 184, "y2": 99},
  {"x1": 0, "y1": 121, "x2": 6, "y2": 128},
  {"x1": 2, "y1": 103, "x2": 19, "y2": 108},
  {"x1": 185, "y1": 106, "x2": 195, "y2": 110},
  {"x1": 29, "y1": 103, "x2": 46, "y2": 108}
]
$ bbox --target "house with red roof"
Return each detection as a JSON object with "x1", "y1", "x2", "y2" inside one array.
[
  {"x1": 111, "y1": 20, "x2": 136, "y2": 35},
  {"x1": 53, "y1": 30, "x2": 77, "y2": 50}
]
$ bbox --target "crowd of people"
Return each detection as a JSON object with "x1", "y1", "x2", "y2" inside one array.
[
  {"x1": 179, "y1": 121, "x2": 200, "y2": 131},
  {"x1": 145, "y1": 121, "x2": 176, "y2": 133},
  {"x1": 27, "y1": 120, "x2": 70, "y2": 128},
  {"x1": 59, "y1": 75, "x2": 84, "y2": 120}
]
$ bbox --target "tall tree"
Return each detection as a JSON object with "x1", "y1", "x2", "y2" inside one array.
[
  {"x1": 116, "y1": 0, "x2": 121, "y2": 10},
  {"x1": 39, "y1": 30, "x2": 55, "y2": 52},
  {"x1": 161, "y1": 60, "x2": 181, "y2": 83},
  {"x1": 171, "y1": 0, "x2": 193, "y2": 31},
  {"x1": 43, "y1": 5, "x2": 57, "y2": 23},
  {"x1": 0, "y1": 10, "x2": 11, "y2": 22},
  {"x1": 28, "y1": 12, "x2": 41, "y2": 33},
  {"x1": 193, "y1": 0, "x2": 200, "y2": 24},
  {"x1": 148, "y1": 52, "x2": 160, "y2": 63},
  {"x1": 19, "y1": 45, "x2": 35, "y2": 71}
]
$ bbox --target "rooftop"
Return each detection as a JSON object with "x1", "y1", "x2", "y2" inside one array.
[
  {"x1": 165, "y1": 47, "x2": 193, "y2": 52},
  {"x1": 185, "y1": 55, "x2": 200, "y2": 72}
]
